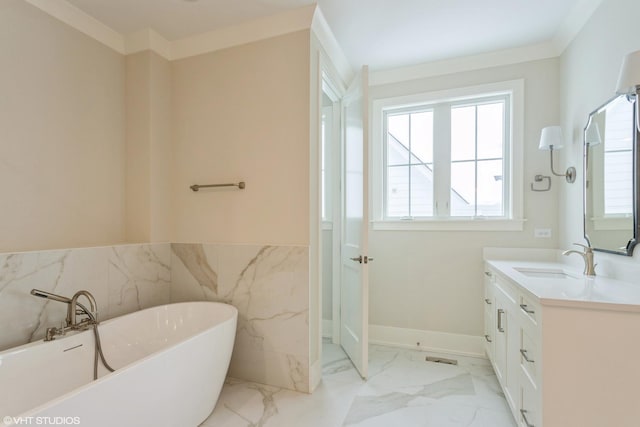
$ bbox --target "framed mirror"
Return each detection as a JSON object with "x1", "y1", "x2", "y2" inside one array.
[{"x1": 583, "y1": 94, "x2": 639, "y2": 256}]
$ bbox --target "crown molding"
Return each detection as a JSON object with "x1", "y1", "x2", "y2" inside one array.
[
  {"x1": 125, "y1": 29, "x2": 171, "y2": 58},
  {"x1": 24, "y1": 0, "x2": 606, "y2": 68},
  {"x1": 23, "y1": 0, "x2": 125, "y2": 54},
  {"x1": 169, "y1": 4, "x2": 316, "y2": 60},
  {"x1": 369, "y1": 42, "x2": 559, "y2": 86},
  {"x1": 23, "y1": 0, "x2": 316, "y2": 61}
]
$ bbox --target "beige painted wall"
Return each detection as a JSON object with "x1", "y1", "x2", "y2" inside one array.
[
  {"x1": 170, "y1": 31, "x2": 311, "y2": 245},
  {"x1": 559, "y1": 0, "x2": 640, "y2": 265},
  {"x1": 125, "y1": 51, "x2": 172, "y2": 243},
  {"x1": 369, "y1": 58, "x2": 560, "y2": 336},
  {"x1": 0, "y1": 0, "x2": 126, "y2": 252}
]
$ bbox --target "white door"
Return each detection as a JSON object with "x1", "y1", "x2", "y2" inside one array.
[{"x1": 340, "y1": 66, "x2": 370, "y2": 379}]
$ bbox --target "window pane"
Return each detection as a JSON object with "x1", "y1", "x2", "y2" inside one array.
[
  {"x1": 450, "y1": 161, "x2": 476, "y2": 216},
  {"x1": 387, "y1": 166, "x2": 409, "y2": 217},
  {"x1": 387, "y1": 132, "x2": 409, "y2": 166},
  {"x1": 477, "y1": 102, "x2": 504, "y2": 160},
  {"x1": 388, "y1": 114, "x2": 409, "y2": 148},
  {"x1": 604, "y1": 151, "x2": 633, "y2": 215},
  {"x1": 477, "y1": 160, "x2": 503, "y2": 216},
  {"x1": 603, "y1": 96, "x2": 633, "y2": 215},
  {"x1": 605, "y1": 96, "x2": 633, "y2": 151},
  {"x1": 411, "y1": 164, "x2": 433, "y2": 216},
  {"x1": 410, "y1": 111, "x2": 433, "y2": 164},
  {"x1": 451, "y1": 106, "x2": 476, "y2": 161}
]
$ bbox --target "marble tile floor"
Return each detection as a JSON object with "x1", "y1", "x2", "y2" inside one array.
[{"x1": 201, "y1": 342, "x2": 517, "y2": 427}]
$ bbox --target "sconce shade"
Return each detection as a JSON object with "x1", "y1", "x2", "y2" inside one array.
[
  {"x1": 539, "y1": 126, "x2": 564, "y2": 150},
  {"x1": 616, "y1": 50, "x2": 640, "y2": 95},
  {"x1": 585, "y1": 122, "x2": 602, "y2": 146}
]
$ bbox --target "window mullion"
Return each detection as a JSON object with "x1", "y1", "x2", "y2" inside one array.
[
  {"x1": 408, "y1": 114, "x2": 412, "y2": 217},
  {"x1": 474, "y1": 105, "x2": 479, "y2": 217},
  {"x1": 433, "y1": 104, "x2": 451, "y2": 217}
]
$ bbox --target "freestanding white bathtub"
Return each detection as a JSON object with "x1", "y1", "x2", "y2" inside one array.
[{"x1": 0, "y1": 301, "x2": 237, "y2": 427}]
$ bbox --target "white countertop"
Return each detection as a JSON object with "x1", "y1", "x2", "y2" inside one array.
[{"x1": 486, "y1": 259, "x2": 640, "y2": 312}]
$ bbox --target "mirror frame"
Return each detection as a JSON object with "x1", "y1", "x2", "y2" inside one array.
[{"x1": 583, "y1": 94, "x2": 640, "y2": 256}]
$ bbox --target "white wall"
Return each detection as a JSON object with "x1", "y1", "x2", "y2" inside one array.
[
  {"x1": 368, "y1": 58, "x2": 560, "y2": 343},
  {"x1": 170, "y1": 31, "x2": 311, "y2": 246},
  {"x1": 559, "y1": 0, "x2": 640, "y2": 266},
  {"x1": 0, "y1": 0, "x2": 126, "y2": 252},
  {"x1": 125, "y1": 51, "x2": 172, "y2": 243}
]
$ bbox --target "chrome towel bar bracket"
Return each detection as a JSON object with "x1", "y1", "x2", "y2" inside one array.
[{"x1": 190, "y1": 181, "x2": 246, "y2": 192}]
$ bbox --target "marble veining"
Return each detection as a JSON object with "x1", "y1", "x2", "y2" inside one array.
[
  {"x1": 201, "y1": 343, "x2": 517, "y2": 427},
  {"x1": 107, "y1": 244, "x2": 171, "y2": 318},
  {"x1": 343, "y1": 374, "x2": 475, "y2": 425},
  {"x1": 170, "y1": 243, "x2": 310, "y2": 392},
  {"x1": 0, "y1": 244, "x2": 171, "y2": 352},
  {"x1": 172, "y1": 243, "x2": 218, "y2": 294}
]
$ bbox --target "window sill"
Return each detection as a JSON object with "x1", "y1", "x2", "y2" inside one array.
[{"x1": 372, "y1": 218, "x2": 526, "y2": 231}]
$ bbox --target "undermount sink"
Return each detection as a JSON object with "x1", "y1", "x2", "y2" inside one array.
[{"x1": 514, "y1": 267, "x2": 577, "y2": 279}]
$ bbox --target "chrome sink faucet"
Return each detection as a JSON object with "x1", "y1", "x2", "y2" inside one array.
[
  {"x1": 30, "y1": 289, "x2": 98, "y2": 340},
  {"x1": 562, "y1": 243, "x2": 596, "y2": 276}
]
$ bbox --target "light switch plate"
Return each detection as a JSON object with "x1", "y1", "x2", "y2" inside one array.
[{"x1": 534, "y1": 228, "x2": 552, "y2": 238}]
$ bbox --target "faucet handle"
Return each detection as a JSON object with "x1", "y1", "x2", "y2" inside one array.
[{"x1": 572, "y1": 243, "x2": 593, "y2": 252}]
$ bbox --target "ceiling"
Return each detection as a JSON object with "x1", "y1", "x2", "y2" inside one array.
[{"x1": 66, "y1": 0, "x2": 593, "y2": 70}]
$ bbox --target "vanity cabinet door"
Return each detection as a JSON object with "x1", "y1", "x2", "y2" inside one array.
[
  {"x1": 494, "y1": 277, "x2": 518, "y2": 412},
  {"x1": 493, "y1": 290, "x2": 509, "y2": 387}
]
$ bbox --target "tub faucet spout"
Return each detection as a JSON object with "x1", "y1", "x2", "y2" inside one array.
[
  {"x1": 562, "y1": 243, "x2": 596, "y2": 276},
  {"x1": 68, "y1": 290, "x2": 98, "y2": 328},
  {"x1": 31, "y1": 289, "x2": 98, "y2": 336}
]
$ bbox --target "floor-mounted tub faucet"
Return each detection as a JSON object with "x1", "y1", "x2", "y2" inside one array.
[{"x1": 562, "y1": 243, "x2": 596, "y2": 276}]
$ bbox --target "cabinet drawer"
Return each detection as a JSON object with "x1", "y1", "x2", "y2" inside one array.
[
  {"x1": 520, "y1": 328, "x2": 539, "y2": 387},
  {"x1": 495, "y1": 275, "x2": 517, "y2": 305}
]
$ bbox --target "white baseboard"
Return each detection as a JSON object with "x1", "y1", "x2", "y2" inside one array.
[
  {"x1": 369, "y1": 324, "x2": 485, "y2": 358},
  {"x1": 322, "y1": 319, "x2": 333, "y2": 338}
]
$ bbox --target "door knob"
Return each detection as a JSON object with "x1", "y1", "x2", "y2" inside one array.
[{"x1": 350, "y1": 256, "x2": 363, "y2": 263}]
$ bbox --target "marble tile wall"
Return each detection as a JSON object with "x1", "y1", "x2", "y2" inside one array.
[
  {"x1": 0, "y1": 243, "x2": 171, "y2": 351},
  {"x1": 170, "y1": 243, "x2": 310, "y2": 392},
  {"x1": 0, "y1": 242, "x2": 310, "y2": 393}
]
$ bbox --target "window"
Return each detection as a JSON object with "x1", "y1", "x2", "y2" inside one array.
[
  {"x1": 373, "y1": 80, "x2": 524, "y2": 231},
  {"x1": 602, "y1": 96, "x2": 633, "y2": 216}
]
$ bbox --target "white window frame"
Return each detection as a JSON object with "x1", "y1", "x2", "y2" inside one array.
[{"x1": 371, "y1": 80, "x2": 525, "y2": 231}]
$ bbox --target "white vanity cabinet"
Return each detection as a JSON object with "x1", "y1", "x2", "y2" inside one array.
[
  {"x1": 485, "y1": 267, "x2": 537, "y2": 424},
  {"x1": 484, "y1": 261, "x2": 640, "y2": 427}
]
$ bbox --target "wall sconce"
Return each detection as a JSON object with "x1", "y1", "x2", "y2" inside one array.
[
  {"x1": 615, "y1": 49, "x2": 640, "y2": 132},
  {"x1": 538, "y1": 126, "x2": 576, "y2": 183}
]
